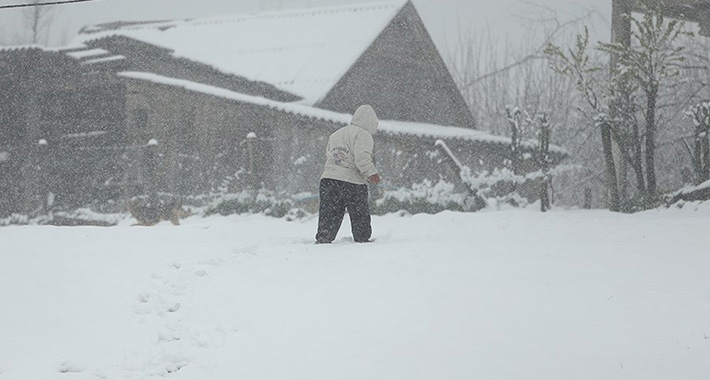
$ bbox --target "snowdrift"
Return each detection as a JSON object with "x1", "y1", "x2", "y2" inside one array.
[{"x1": 1, "y1": 208, "x2": 709, "y2": 380}]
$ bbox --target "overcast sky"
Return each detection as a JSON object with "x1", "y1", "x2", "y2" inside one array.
[{"x1": 0, "y1": 0, "x2": 612, "y2": 59}]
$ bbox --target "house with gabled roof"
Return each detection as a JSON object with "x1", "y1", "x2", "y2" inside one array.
[
  {"x1": 77, "y1": 0, "x2": 474, "y2": 127},
  {"x1": 0, "y1": 0, "x2": 566, "y2": 216}
]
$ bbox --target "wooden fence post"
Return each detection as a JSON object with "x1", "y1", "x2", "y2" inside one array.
[
  {"x1": 583, "y1": 187, "x2": 593, "y2": 209},
  {"x1": 145, "y1": 138, "x2": 159, "y2": 201},
  {"x1": 37, "y1": 138, "x2": 53, "y2": 214},
  {"x1": 538, "y1": 115, "x2": 551, "y2": 212},
  {"x1": 246, "y1": 132, "x2": 257, "y2": 189}
]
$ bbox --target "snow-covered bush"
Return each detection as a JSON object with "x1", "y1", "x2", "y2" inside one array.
[
  {"x1": 0, "y1": 214, "x2": 38, "y2": 226},
  {"x1": 371, "y1": 179, "x2": 468, "y2": 215},
  {"x1": 204, "y1": 189, "x2": 309, "y2": 220},
  {"x1": 0, "y1": 209, "x2": 123, "y2": 227},
  {"x1": 373, "y1": 161, "x2": 580, "y2": 215}
]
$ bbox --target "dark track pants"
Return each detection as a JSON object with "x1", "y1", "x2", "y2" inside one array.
[{"x1": 315, "y1": 178, "x2": 372, "y2": 243}]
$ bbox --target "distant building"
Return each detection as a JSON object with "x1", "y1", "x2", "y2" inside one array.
[
  {"x1": 612, "y1": 0, "x2": 710, "y2": 44},
  {"x1": 0, "y1": 0, "x2": 565, "y2": 216}
]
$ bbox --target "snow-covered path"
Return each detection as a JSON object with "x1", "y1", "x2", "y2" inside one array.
[{"x1": 1, "y1": 209, "x2": 709, "y2": 379}]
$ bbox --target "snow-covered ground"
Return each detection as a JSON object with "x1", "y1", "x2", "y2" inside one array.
[{"x1": 1, "y1": 206, "x2": 709, "y2": 380}]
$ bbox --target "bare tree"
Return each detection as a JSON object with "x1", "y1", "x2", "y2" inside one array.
[
  {"x1": 598, "y1": 0, "x2": 690, "y2": 197},
  {"x1": 445, "y1": 5, "x2": 592, "y2": 135},
  {"x1": 535, "y1": 113, "x2": 553, "y2": 211},
  {"x1": 546, "y1": 0, "x2": 695, "y2": 210},
  {"x1": 684, "y1": 102, "x2": 710, "y2": 184},
  {"x1": 545, "y1": 28, "x2": 623, "y2": 211},
  {"x1": 444, "y1": 6, "x2": 613, "y2": 209},
  {"x1": 445, "y1": 2, "x2": 708, "y2": 210}
]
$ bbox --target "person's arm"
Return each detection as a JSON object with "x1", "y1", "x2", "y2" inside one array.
[{"x1": 353, "y1": 131, "x2": 378, "y2": 180}]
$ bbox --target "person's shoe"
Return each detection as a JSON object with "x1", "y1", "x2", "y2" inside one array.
[{"x1": 315, "y1": 239, "x2": 332, "y2": 244}]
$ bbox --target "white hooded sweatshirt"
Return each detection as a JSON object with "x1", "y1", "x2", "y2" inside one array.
[{"x1": 321, "y1": 105, "x2": 379, "y2": 185}]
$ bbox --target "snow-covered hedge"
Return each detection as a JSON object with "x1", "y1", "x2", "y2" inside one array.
[
  {"x1": 371, "y1": 180, "x2": 468, "y2": 215},
  {"x1": 372, "y1": 179, "x2": 527, "y2": 216},
  {"x1": 0, "y1": 209, "x2": 126, "y2": 227},
  {"x1": 202, "y1": 189, "x2": 310, "y2": 221}
]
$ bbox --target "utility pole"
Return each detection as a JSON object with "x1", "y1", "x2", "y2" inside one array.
[
  {"x1": 611, "y1": 0, "x2": 632, "y2": 63},
  {"x1": 612, "y1": 0, "x2": 633, "y2": 201},
  {"x1": 600, "y1": 0, "x2": 634, "y2": 211}
]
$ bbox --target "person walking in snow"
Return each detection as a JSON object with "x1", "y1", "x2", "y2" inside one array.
[{"x1": 315, "y1": 105, "x2": 381, "y2": 244}]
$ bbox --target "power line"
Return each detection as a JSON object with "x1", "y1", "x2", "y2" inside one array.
[{"x1": 0, "y1": 0, "x2": 102, "y2": 10}]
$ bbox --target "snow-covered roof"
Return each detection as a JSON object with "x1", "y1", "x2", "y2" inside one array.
[
  {"x1": 118, "y1": 71, "x2": 567, "y2": 154},
  {"x1": 75, "y1": 1, "x2": 408, "y2": 105},
  {"x1": 81, "y1": 55, "x2": 126, "y2": 65},
  {"x1": 66, "y1": 48, "x2": 109, "y2": 60},
  {"x1": 0, "y1": 44, "x2": 89, "y2": 54},
  {"x1": 0, "y1": 44, "x2": 45, "y2": 53},
  {"x1": 674, "y1": 178, "x2": 710, "y2": 196}
]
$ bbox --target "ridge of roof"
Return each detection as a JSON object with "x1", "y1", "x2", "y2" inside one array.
[
  {"x1": 80, "y1": 1, "x2": 408, "y2": 35},
  {"x1": 187, "y1": 0, "x2": 408, "y2": 29}
]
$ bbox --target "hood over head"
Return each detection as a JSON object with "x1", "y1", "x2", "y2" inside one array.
[{"x1": 350, "y1": 105, "x2": 378, "y2": 134}]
